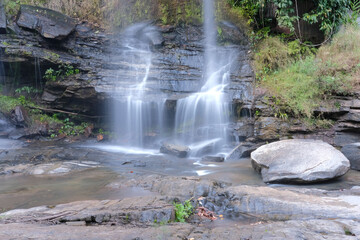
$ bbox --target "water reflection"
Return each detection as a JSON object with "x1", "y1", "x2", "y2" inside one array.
[{"x1": 0, "y1": 168, "x2": 154, "y2": 212}]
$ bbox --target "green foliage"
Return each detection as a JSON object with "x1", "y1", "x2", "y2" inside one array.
[
  {"x1": 0, "y1": 93, "x2": 91, "y2": 138},
  {"x1": 44, "y1": 68, "x2": 57, "y2": 81},
  {"x1": 184, "y1": 1, "x2": 202, "y2": 25},
  {"x1": 97, "y1": 128, "x2": 110, "y2": 136},
  {"x1": 303, "y1": 0, "x2": 349, "y2": 34},
  {"x1": 249, "y1": 27, "x2": 271, "y2": 45},
  {"x1": 229, "y1": 0, "x2": 351, "y2": 36},
  {"x1": 58, "y1": 118, "x2": 89, "y2": 136},
  {"x1": 344, "y1": 228, "x2": 356, "y2": 236},
  {"x1": 287, "y1": 40, "x2": 316, "y2": 58},
  {"x1": 44, "y1": 65, "x2": 79, "y2": 82},
  {"x1": 153, "y1": 219, "x2": 168, "y2": 226},
  {"x1": 15, "y1": 86, "x2": 41, "y2": 95},
  {"x1": 254, "y1": 37, "x2": 293, "y2": 77},
  {"x1": 17, "y1": 95, "x2": 27, "y2": 106},
  {"x1": 4, "y1": 0, "x2": 21, "y2": 16},
  {"x1": 33, "y1": 113, "x2": 63, "y2": 126},
  {"x1": 173, "y1": 199, "x2": 193, "y2": 223},
  {"x1": 273, "y1": 0, "x2": 297, "y2": 31},
  {"x1": 255, "y1": 36, "x2": 318, "y2": 79},
  {"x1": 158, "y1": 0, "x2": 203, "y2": 27},
  {"x1": 304, "y1": 118, "x2": 334, "y2": 129},
  {"x1": 159, "y1": 3, "x2": 169, "y2": 25},
  {"x1": 64, "y1": 65, "x2": 80, "y2": 76},
  {"x1": 260, "y1": 25, "x2": 360, "y2": 118},
  {"x1": 228, "y1": 0, "x2": 265, "y2": 26},
  {"x1": 44, "y1": 51, "x2": 60, "y2": 62},
  {"x1": 0, "y1": 95, "x2": 23, "y2": 113}
]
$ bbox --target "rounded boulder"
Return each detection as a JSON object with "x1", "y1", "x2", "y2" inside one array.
[{"x1": 251, "y1": 139, "x2": 350, "y2": 183}]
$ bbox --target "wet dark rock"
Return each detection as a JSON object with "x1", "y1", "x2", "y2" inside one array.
[
  {"x1": 160, "y1": 142, "x2": 190, "y2": 158},
  {"x1": 313, "y1": 105, "x2": 349, "y2": 119},
  {"x1": 251, "y1": 139, "x2": 350, "y2": 183},
  {"x1": 7, "y1": 119, "x2": 50, "y2": 139},
  {"x1": 10, "y1": 106, "x2": 29, "y2": 128},
  {"x1": 226, "y1": 142, "x2": 260, "y2": 160},
  {"x1": 0, "y1": 113, "x2": 15, "y2": 137},
  {"x1": 201, "y1": 156, "x2": 224, "y2": 162},
  {"x1": 8, "y1": 128, "x2": 27, "y2": 140},
  {"x1": 30, "y1": 120, "x2": 49, "y2": 135},
  {"x1": 16, "y1": 5, "x2": 76, "y2": 40},
  {"x1": 342, "y1": 109, "x2": 360, "y2": 122},
  {"x1": 41, "y1": 81, "x2": 101, "y2": 115},
  {"x1": 218, "y1": 21, "x2": 248, "y2": 45},
  {"x1": 253, "y1": 117, "x2": 290, "y2": 141},
  {"x1": 0, "y1": 3, "x2": 6, "y2": 34},
  {"x1": 230, "y1": 119, "x2": 254, "y2": 142},
  {"x1": 342, "y1": 143, "x2": 360, "y2": 170}
]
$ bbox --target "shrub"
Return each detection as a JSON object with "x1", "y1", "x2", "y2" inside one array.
[
  {"x1": 259, "y1": 25, "x2": 360, "y2": 118},
  {"x1": 262, "y1": 57, "x2": 318, "y2": 117},
  {"x1": 173, "y1": 199, "x2": 193, "y2": 223},
  {"x1": 254, "y1": 37, "x2": 292, "y2": 77}
]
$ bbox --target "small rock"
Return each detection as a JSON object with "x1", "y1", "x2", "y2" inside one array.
[
  {"x1": 160, "y1": 142, "x2": 190, "y2": 158},
  {"x1": 201, "y1": 156, "x2": 224, "y2": 162},
  {"x1": 11, "y1": 106, "x2": 29, "y2": 127},
  {"x1": 226, "y1": 142, "x2": 259, "y2": 160}
]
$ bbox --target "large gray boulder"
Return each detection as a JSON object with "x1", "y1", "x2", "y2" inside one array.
[
  {"x1": 16, "y1": 5, "x2": 76, "y2": 40},
  {"x1": 342, "y1": 143, "x2": 360, "y2": 170},
  {"x1": 251, "y1": 139, "x2": 350, "y2": 183}
]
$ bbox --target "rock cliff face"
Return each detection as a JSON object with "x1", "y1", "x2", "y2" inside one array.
[
  {"x1": 4, "y1": 5, "x2": 360, "y2": 154},
  {"x1": 0, "y1": 5, "x2": 254, "y2": 141}
]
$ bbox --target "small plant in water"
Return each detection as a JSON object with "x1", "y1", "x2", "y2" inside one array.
[{"x1": 174, "y1": 199, "x2": 193, "y2": 223}]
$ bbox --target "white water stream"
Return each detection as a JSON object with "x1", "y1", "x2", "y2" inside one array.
[{"x1": 113, "y1": 0, "x2": 236, "y2": 157}]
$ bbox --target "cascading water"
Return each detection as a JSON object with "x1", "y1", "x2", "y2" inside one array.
[
  {"x1": 112, "y1": 0, "x2": 238, "y2": 157},
  {"x1": 173, "y1": 0, "x2": 235, "y2": 157},
  {"x1": 112, "y1": 23, "x2": 166, "y2": 148}
]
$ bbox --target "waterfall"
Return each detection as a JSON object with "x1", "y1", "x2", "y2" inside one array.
[
  {"x1": 112, "y1": 23, "x2": 166, "y2": 148},
  {"x1": 173, "y1": 0, "x2": 233, "y2": 157},
  {"x1": 112, "y1": 1, "x2": 237, "y2": 156}
]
